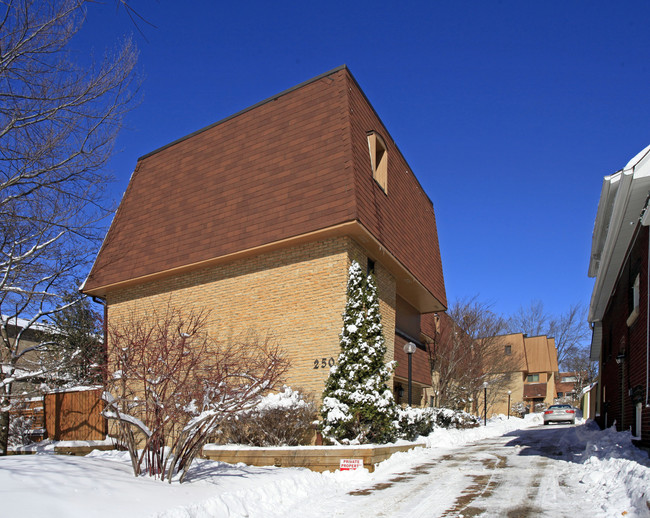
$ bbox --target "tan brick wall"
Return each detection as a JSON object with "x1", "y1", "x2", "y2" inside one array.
[
  {"x1": 490, "y1": 373, "x2": 525, "y2": 416},
  {"x1": 106, "y1": 236, "x2": 397, "y2": 403},
  {"x1": 490, "y1": 372, "x2": 557, "y2": 416}
]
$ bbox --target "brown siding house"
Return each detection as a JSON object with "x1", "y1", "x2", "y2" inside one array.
[
  {"x1": 489, "y1": 333, "x2": 559, "y2": 415},
  {"x1": 83, "y1": 66, "x2": 447, "y2": 404}
]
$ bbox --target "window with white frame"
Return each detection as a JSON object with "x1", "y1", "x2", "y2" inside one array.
[
  {"x1": 627, "y1": 273, "x2": 640, "y2": 326},
  {"x1": 634, "y1": 402, "x2": 642, "y2": 440}
]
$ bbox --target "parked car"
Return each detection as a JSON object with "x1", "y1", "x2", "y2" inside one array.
[{"x1": 543, "y1": 404, "x2": 576, "y2": 425}]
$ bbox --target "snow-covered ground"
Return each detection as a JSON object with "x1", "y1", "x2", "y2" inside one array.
[{"x1": 1, "y1": 414, "x2": 648, "y2": 517}]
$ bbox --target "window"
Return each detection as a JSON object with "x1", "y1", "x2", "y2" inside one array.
[
  {"x1": 634, "y1": 402, "x2": 643, "y2": 439},
  {"x1": 504, "y1": 345, "x2": 512, "y2": 355},
  {"x1": 526, "y1": 374, "x2": 539, "y2": 382},
  {"x1": 367, "y1": 131, "x2": 387, "y2": 193},
  {"x1": 367, "y1": 258, "x2": 375, "y2": 275},
  {"x1": 627, "y1": 273, "x2": 640, "y2": 326},
  {"x1": 396, "y1": 296, "x2": 422, "y2": 349}
]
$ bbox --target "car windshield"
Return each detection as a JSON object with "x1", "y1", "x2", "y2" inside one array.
[{"x1": 549, "y1": 405, "x2": 571, "y2": 409}]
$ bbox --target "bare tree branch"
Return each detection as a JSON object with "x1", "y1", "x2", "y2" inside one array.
[
  {"x1": 432, "y1": 297, "x2": 518, "y2": 415},
  {"x1": 0, "y1": 0, "x2": 139, "y2": 455},
  {"x1": 508, "y1": 300, "x2": 590, "y2": 369}
]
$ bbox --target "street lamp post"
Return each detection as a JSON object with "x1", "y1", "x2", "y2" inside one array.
[
  {"x1": 507, "y1": 390, "x2": 512, "y2": 420},
  {"x1": 483, "y1": 382, "x2": 488, "y2": 426},
  {"x1": 403, "y1": 342, "x2": 417, "y2": 406}
]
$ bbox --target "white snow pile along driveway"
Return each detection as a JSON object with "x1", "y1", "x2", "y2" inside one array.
[
  {"x1": 576, "y1": 422, "x2": 650, "y2": 514},
  {"x1": 0, "y1": 415, "x2": 648, "y2": 517}
]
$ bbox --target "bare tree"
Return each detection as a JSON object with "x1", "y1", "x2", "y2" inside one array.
[
  {"x1": 0, "y1": 0, "x2": 138, "y2": 455},
  {"x1": 432, "y1": 298, "x2": 520, "y2": 415},
  {"x1": 509, "y1": 300, "x2": 548, "y2": 337},
  {"x1": 561, "y1": 346, "x2": 598, "y2": 405},
  {"x1": 508, "y1": 301, "x2": 590, "y2": 369},
  {"x1": 104, "y1": 304, "x2": 289, "y2": 483}
]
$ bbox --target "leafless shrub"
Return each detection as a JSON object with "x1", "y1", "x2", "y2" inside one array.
[
  {"x1": 8, "y1": 415, "x2": 34, "y2": 447},
  {"x1": 103, "y1": 304, "x2": 289, "y2": 482},
  {"x1": 511, "y1": 400, "x2": 528, "y2": 418},
  {"x1": 220, "y1": 387, "x2": 317, "y2": 446}
]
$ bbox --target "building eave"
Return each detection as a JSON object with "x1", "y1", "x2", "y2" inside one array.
[
  {"x1": 82, "y1": 220, "x2": 446, "y2": 315},
  {"x1": 588, "y1": 153, "x2": 650, "y2": 325}
]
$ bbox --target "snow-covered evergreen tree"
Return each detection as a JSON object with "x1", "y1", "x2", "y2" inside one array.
[{"x1": 320, "y1": 261, "x2": 397, "y2": 444}]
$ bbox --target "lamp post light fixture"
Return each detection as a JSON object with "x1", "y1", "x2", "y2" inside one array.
[
  {"x1": 403, "y1": 341, "x2": 417, "y2": 406},
  {"x1": 483, "y1": 382, "x2": 488, "y2": 426},
  {"x1": 507, "y1": 390, "x2": 512, "y2": 420}
]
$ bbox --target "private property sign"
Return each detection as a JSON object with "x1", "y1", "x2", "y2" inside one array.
[{"x1": 339, "y1": 458, "x2": 363, "y2": 471}]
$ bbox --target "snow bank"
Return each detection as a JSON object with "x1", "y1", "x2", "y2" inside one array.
[
  {"x1": 153, "y1": 469, "x2": 343, "y2": 518},
  {"x1": 2, "y1": 415, "x2": 649, "y2": 517},
  {"x1": 575, "y1": 422, "x2": 650, "y2": 516},
  {"x1": 9, "y1": 436, "x2": 116, "y2": 453},
  {"x1": 422, "y1": 413, "x2": 542, "y2": 449}
]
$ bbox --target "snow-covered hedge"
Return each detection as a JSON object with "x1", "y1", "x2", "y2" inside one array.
[
  {"x1": 8, "y1": 414, "x2": 35, "y2": 447},
  {"x1": 395, "y1": 407, "x2": 480, "y2": 440},
  {"x1": 221, "y1": 387, "x2": 317, "y2": 446}
]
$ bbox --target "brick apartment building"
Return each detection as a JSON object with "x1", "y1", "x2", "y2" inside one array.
[
  {"x1": 588, "y1": 144, "x2": 650, "y2": 447},
  {"x1": 555, "y1": 372, "x2": 579, "y2": 402},
  {"x1": 82, "y1": 66, "x2": 447, "y2": 405}
]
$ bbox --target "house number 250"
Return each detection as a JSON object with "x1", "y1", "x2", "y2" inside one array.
[{"x1": 313, "y1": 357, "x2": 336, "y2": 369}]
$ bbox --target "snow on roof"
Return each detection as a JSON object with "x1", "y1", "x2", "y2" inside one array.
[
  {"x1": 1, "y1": 315, "x2": 58, "y2": 334},
  {"x1": 624, "y1": 143, "x2": 650, "y2": 170},
  {"x1": 588, "y1": 144, "x2": 650, "y2": 325}
]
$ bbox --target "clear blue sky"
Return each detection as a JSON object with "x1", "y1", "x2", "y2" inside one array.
[{"x1": 73, "y1": 1, "x2": 650, "y2": 319}]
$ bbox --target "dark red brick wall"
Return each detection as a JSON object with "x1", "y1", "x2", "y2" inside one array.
[
  {"x1": 345, "y1": 73, "x2": 447, "y2": 308},
  {"x1": 599, "y1": 225, "x2": 649, "y2": 447}
]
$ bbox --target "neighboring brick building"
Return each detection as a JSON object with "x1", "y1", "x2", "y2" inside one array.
[
  {"x1": 588, "y1": 144, "x2": 650, "y2": 447},
  {"x1": 83, "y1": 66, "x2": 447, "y2": 405},
  {"x1": 555, "y1": 372, "x2": 579, "y2": 402},
  {"x1": 489, "y1": 333, "x2": 559, "y2": 415}
]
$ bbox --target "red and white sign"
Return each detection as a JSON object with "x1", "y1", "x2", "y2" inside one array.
[{"x1": 339, "y1": 458, "x2": 363, "y2": 471}]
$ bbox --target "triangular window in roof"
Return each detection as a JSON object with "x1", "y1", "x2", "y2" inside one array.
[{"x1": 367, "y1": 131, "x2": 388, "y2": 193}]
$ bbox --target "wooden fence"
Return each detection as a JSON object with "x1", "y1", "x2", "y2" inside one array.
[
  {"x1": 9, "y1": 398, "x2": 46, "y2": 442},
  {"x1": 44, "y1": 388, "x2": 107, "y2": 441}
]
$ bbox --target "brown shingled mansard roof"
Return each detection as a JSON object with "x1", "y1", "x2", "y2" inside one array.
[{"x1": 83, "y1": 66, "x2": 446, "y2": 313}]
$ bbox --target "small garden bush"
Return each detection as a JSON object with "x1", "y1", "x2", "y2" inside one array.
[
  {"x1": 395, "y1": 407, "x2": 436, "y2": 440},
  {"x1": 511, "y1": 401, "x2": 528, "y2": 418},
  {"x1": 221, "y1": 387, "x2": 317, "y2": 446},
  {"x1": 395, "y1": 406, "x2": 480, "y2": 440},
  {"x1": 429, "y1": 407, "x2": 480, "y2": 429},
  {"x1": 8, "y1": 414, "x2": 35, "y2": 447}
]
